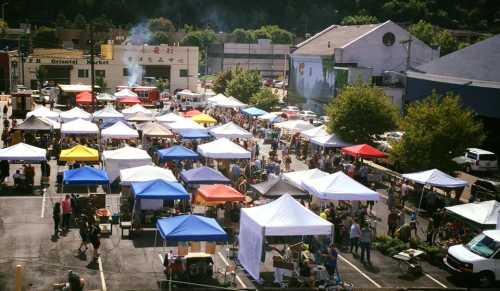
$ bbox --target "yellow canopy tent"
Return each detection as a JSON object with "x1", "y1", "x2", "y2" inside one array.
[
  {"x1": 191, "y1": 113, "x2": 217, "y2": 124},
  {"x1": 60, "y1": 144, "x2": 99, "y2": 162}
]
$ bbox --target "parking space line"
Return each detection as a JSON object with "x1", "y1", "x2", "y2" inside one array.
[
  {"x1": 217, "y1": 252, "x2": 246, "y2": 289},
  {"x1": 40, "y1": 191, "x2": 46, "y2": 218},
  {"x1": 98, "y1": 256, "x2": 107, "y2": 291},
  {"x1": 425, "y1": 273, "x2": 447, "y2": 288},
  {"x1": 338, "y1": 255, "x2": 382, "y2": 288}
]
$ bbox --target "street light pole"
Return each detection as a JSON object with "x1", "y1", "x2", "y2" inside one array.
[
  {"x1": 89, "y1": 24, "x2": 96, "y2": 111},
  {"x1": 1, "y1": 2, "x2": 8, "y2": 21}
]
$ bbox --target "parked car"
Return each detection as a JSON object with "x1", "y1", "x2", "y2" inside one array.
[
  {"x1": 299, "y1": 110, "x2": 317, "y2": 120},
  {"x1": 470, "y1": 178, "x2": 500, "y2": 202},
  {"x1": 444, "y1": 230, "x2": 500, "y2": 287},
  {"x1": 273, "y1": 80, "x2": 287, "y2": 88},
  {"x1": 282, "y1": 105, "x2": 300, "y2": 113},
  {"x1": 463, "y1": 148, "x2": 498, "y2": 172}
]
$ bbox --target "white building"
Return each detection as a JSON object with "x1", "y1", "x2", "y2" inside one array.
[
  {"x1": 289, "y1": 20, "x2": 439, "y2": 112},
  {"x1": 207, "y1": 39, "x2": 289, "y2": 78},
  {"x1": 12, "y1": 43, "x2": 199, "y2": 93}
]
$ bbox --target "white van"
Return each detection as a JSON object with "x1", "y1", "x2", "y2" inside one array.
[
  {"x1": 464, "y1": 148, "x2": 498, "y2": 172},
  {"x1": 444, "y1": 230, "x2": 500, "y2": 287}
]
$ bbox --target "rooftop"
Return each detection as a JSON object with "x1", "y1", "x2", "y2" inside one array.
[
  {"x1": 31, "y1": 48, "x2": 85, "y2": 59},
  {"x1": 292, "y1": 22, "x2": 384, "y2": 56}
]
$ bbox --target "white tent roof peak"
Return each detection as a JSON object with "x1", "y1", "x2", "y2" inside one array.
[
  {"x1": 274, "y1": 119, "x2": 315, "y2": 132},
  {"x1": 302, "y1": 171, "x2": 380, "y2": 201},
  {"x1": 282, "y1": 168, "x2": 330, "y2": 190},
  {"x1": 155, "y1": 113, "x2": 184, "y2": 123},
  {"x1": 102, "y1": 146, "x2": 151, "y2": 160},
  {"x1": 197, "y1": 138, "x2": 251, "y2": 159},
  {"x1": 310, "y1": 133, "x2": 351, "y2": 148},
  {"x1": 446, "y1": 200, "x2": 500, "y2": 225},
  {"x1": 93, "y1": 106, "x2": 124, "y2": 119},
  {"x1": 101, "y1": 121, "x2": 139, "y2": 139},
  {"x1": 59, "y1": 107, "x2": 92, "y2": 121},
  {"x1": 61, "y1": 118, "x2": 99, "y2": 134},
  {"x1": 27, "y1": 106, "x2": 59, "y2": 120},
  {"x1": 0, "y1": 142, "x2": 47, "y2": 161},
  {"x1": 120, "y1": 165, "x2": 176, "y2": 185},
  {"x1": 300, "y1": 125, "x2": 329, "y2": 139},
  {"x1": 122, "y1": 104, "x2": 152, "y2": 115},
  {"x1": 114, "y1": 88, "x2": 138, "y2": 98},
  {"x1": 209, "y1": 122, "x2": 252, "y2": 139},
  {"x1": 402, "y1": 169, "x2": 468, "y2": 188},
  {"x1": 242, "y1": 194, "x2": 332, "y2": 236}
]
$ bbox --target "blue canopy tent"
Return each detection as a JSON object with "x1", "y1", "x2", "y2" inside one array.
[
  {"x1": 132, "y1": 179, "x2": 189, "y2": 200},
  {"x1": 241, "y1": 107, "x2": 268, "y2": 117},
  {"x1": 157, "y1": 145, "x2": 199, "y2": 162},
  {"x1": 156, "y1": 214, "x2": 228, "y2": 242},
  {"x1": 178, "y1": 129, "x2": 211, "y2": 139},
  {"x1": 180, "y1": 166, "x2": 230, "y2": 185},
  {"x1": 63, "y1": 166, "x2": 109, "y2": 185}
]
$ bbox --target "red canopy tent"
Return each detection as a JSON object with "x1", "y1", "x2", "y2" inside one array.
[
  {"x1": 194, "y1": 184, "x2": 245, "y2": 205},
  {"x1": 75, "y1": 91, "x2": 93, "y2": 105},
  {"x1": 118, "y1": 97, "x2": 141, "y2": 105},
  {"x1": 182, "y1": 110, "x2": 202, "y2": 117},
  {"x1": 341, "y1": 144, "x2": 387, "y2": 158}
]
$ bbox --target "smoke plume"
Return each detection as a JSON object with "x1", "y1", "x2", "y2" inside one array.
[{"x1": 123, "y1": 21, "x2": 152, "y2": 87}]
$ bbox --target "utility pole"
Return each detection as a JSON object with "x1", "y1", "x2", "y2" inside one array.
[
  {"x1": 401, "y1": 35, "x2": 413, "y2": 70},
  {"x1": 89, "y1": 24, "x2": 96, "y2": 110}
]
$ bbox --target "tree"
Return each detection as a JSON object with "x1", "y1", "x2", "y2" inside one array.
[
  {"x1": 0, "y1": 20, "x2": 7, "y2": 34},
  {"x1": 253, "y1": 28, "x2": 271, "y2": 40},
  {"x1": 408, "y1": 20, "x2": 435, "y2": 45},
  {"x1": 391, "y1": 92, "x2": 485, "y2": 172},
  {"x1": 33, "y1": 26, "x2": 59, "y2": 48},
  {"x1": 149, "y1": 17, "x2": 175, "y2": 33},
  {"x1": 232, "y1": 28, "x2": 255, "y2": 43},
  {"x1": 340, "y1": 15, "x2": 379, "y2": 25},
  {"x1": 35, "y1": 67, "x2": 48, "y2": 89},
  {"x1": 55, "y1": 12, "x2": 69, "y2": 28},
  {"x1": 181, "y1": 29, "x2": 216, "y2": 47},
  {"x1": 213, "y1": 69, "x2": 235, "y2": 94},
  {"x1": 150, "y1": 31, "x2": 172, "y2": 45},
  {"x1": 250, "y1": 88, "x2": 280, "y2": 111},
  {"x1": 269, "y1": 27, "x2": 293, "y2": 44},
  {"x1": 226, "y1": 70, "x2": 262, "y2": 103},
  {"x1": 326, "y1": 83, "x2": 399, "y2": 144},
  {"x1": 92, "y1": 14, "x2": 113, "y2": 32},
  {"x1": 433, "y1": 30, "x2": 458, "y2": 55},
  {"x1": 73, "y1": 14, "x2": 87, "y2": 29},
  {"x1": 95, "y1": 75, "x2": 108, "y2": 92}
]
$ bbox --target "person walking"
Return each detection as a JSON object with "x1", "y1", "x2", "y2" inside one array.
[
  {"x1": 61, "y1": 195, "x2": 72, "y2": 232},
  {"x1": 2, "y1": 104, "x2": 7, "y2": 117},
  {"x1": 323, "y1": 243, "x2": 338, "y2": 280},
  {"x1": 387, "y1": 210, "x2": 398, "y2": 237},
  {"x1": 360, "y1": 223, "x2": 372, "y2": 264},
  {"x1": 349, "y1": 219, "x2": 361, "y2": 255},
  {"x1": 88, "y1": 222, "x2": 101, "y2": 260},
  {"x1": 52, "y1": 202, "x2": 61, "y2": 237},
  {"x1": 78, "y1": 218, "x2": 89, "y2": 254}
]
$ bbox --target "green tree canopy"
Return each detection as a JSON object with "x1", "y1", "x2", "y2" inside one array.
[
  {"x1": 73, "y1": 13, "x2": 87, "y2": 29},
  {"x1": 33, "y1": 26, "x2": 59, "y2": 48},
  {"x1": 340, "y1": 15, "x2": 379, "y2": 25},
  {"x1": 409, "y1": 20, "x2": 459, "y2": 56},
  {"x1": 55, "y1": 12, "x2": 70, "y2": 28},
  {"x1": 92, "y1": 14, "x2": 113, "y2": 31},
  {"x1": 150, "y1": 31, "x2": 172, "y2": 45},
  {"x1": 181, "y1": 29, "x2": 216, "y2": 47},
  {"x1": 409, "y1": 20, "x2": 435, "y2": 45},
  {"x1": 213, "y1": 69, "x2": 235, "y2": 94},
  {"x1": 250, "y1": 87, "x2": 280, "y2": 111},
  {"x1": 326, "y1": 83, "x2": 399, "y2": 144},
  {"x1": 390, "y1": 92, "x2": 485, "y2": 172},
  {"x1": 0, "y1": 20, "x2": 7, "y2": 34},
  {"x1": 232, "y1": 28, "x2": 255, "y2": 43},
  {"x1": 225, "y1": 70, "x2": 262, "y2": 103},
  {"x1": 149, "y1": 17, "x2": 175, "y2": 33},
  {"x1": 433, "y1": 30, "x2": 458, "y2": 55}
]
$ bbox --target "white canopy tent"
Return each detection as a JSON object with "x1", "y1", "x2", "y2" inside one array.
[
  {"x1": 197, "y1": 138, "x2": 251, "y2": 159},
  {"x1": 59, "y1": 107, "x2": 92, "y2": 122},
  {"x1": 215, "y1": 96, "x2": 247, "y2": 108},
  {"x1": 102, "y1": 146, "x2": 152, "y2": 181},
  {"x1": 239, "y1": 194, "x2": 332, "y2": 280},
  {"x1": 402, "y1": 169, "x2": 468, "y2": 188},
  {"x1": 96, "y1": 93, "x2": 116, "y2": 102},
  {"x1": 167, "y1": 117, "x2": 205, "y2": 132},
  {"x1": 302, "y1": 171, "x2": 380, "y2": 201},
  {"x1": 101, "y1": 121, "x2": 139, "y2": 140},
  {"x1": 114, "y1": 88, "x2": 138, "y2": 99},
  {"x1": 26, "y1": 106, "x2": 59, "y2": 121},
  {"x1": 258, "y1": 112, "x2": 281, "y2": 122},
  {"x1": 121, "y1": 104, "x2": 152, "y2": 117},
  {"x1": 0, "y1": 143, "x2": 47, "y2": 161},
  {"x1": 208, "y1": 122, "x2": 252, "y2": 139},
  {"x1": 120, "y1": 165, "x2": 176, "y2": 185},
  {"x1": 282, "y1": 168, "x2": 329, "y2": 190},
  {"x1": 274, "y1": 119, "x2": 315, "y2": 132},
  {"x1": 310, "y1": 133, "x2": 351, "y2": 148},
  {"x1": 39, "y1": 117, "x2": 61, "y2": 129},
  {"x1": 155, "y1": 113, "x2": 184, "y2": 123},
  {"x1": 207, "y1": 93, "x2": 229, "y2": 105},
  {"x1": 446, "y1": 200, "x2": 500, "y2": 226},
  {"x1": 61, "y1": 118, "x2": 99, "y2": 135},
  {"x1": 300, "y1": 125, "x2": 329, "y2": 140},
  {"x1": 92, "y1": 106, "x2": 124, "y2": 121}
]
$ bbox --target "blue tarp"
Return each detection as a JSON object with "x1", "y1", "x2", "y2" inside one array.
[
  {"x1": 156, "y1": 214, "x2": 228, "y2": 241},
  {"x1": 241, "y1": 107, "x2": 268, "y2": 117},
  {"x1": 158, "y1": 145, "x2": 199, "y2": 161},
  {"x1": 131, "y1": 179, "x2": 189, "y2": 200},
  {"x1": 180, "y1": 166, "x2": 230, "y2": 185},
  {"x1": 178, "y1": 129, "x2": 211, "y2": 139},
  {"x1": 63, "y1": 166, "x2": 109, "y2": 185}
]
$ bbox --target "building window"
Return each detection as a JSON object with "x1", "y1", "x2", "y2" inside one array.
[
  {"x1": 179, "y1": 69, "x2": 189, "y2": 77},
  {"x1": 96, "y1": 70, "x2": 106, "y2": 78},
  {"x1": 78, "y1": 69, "x2": 89, "y2": 78},
  {"x1": 123, "y1": 68, "x2": 129, "y2": 76},
  {"x1": 383, "y1": 32, "x2": 396, "y2": 46}
]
